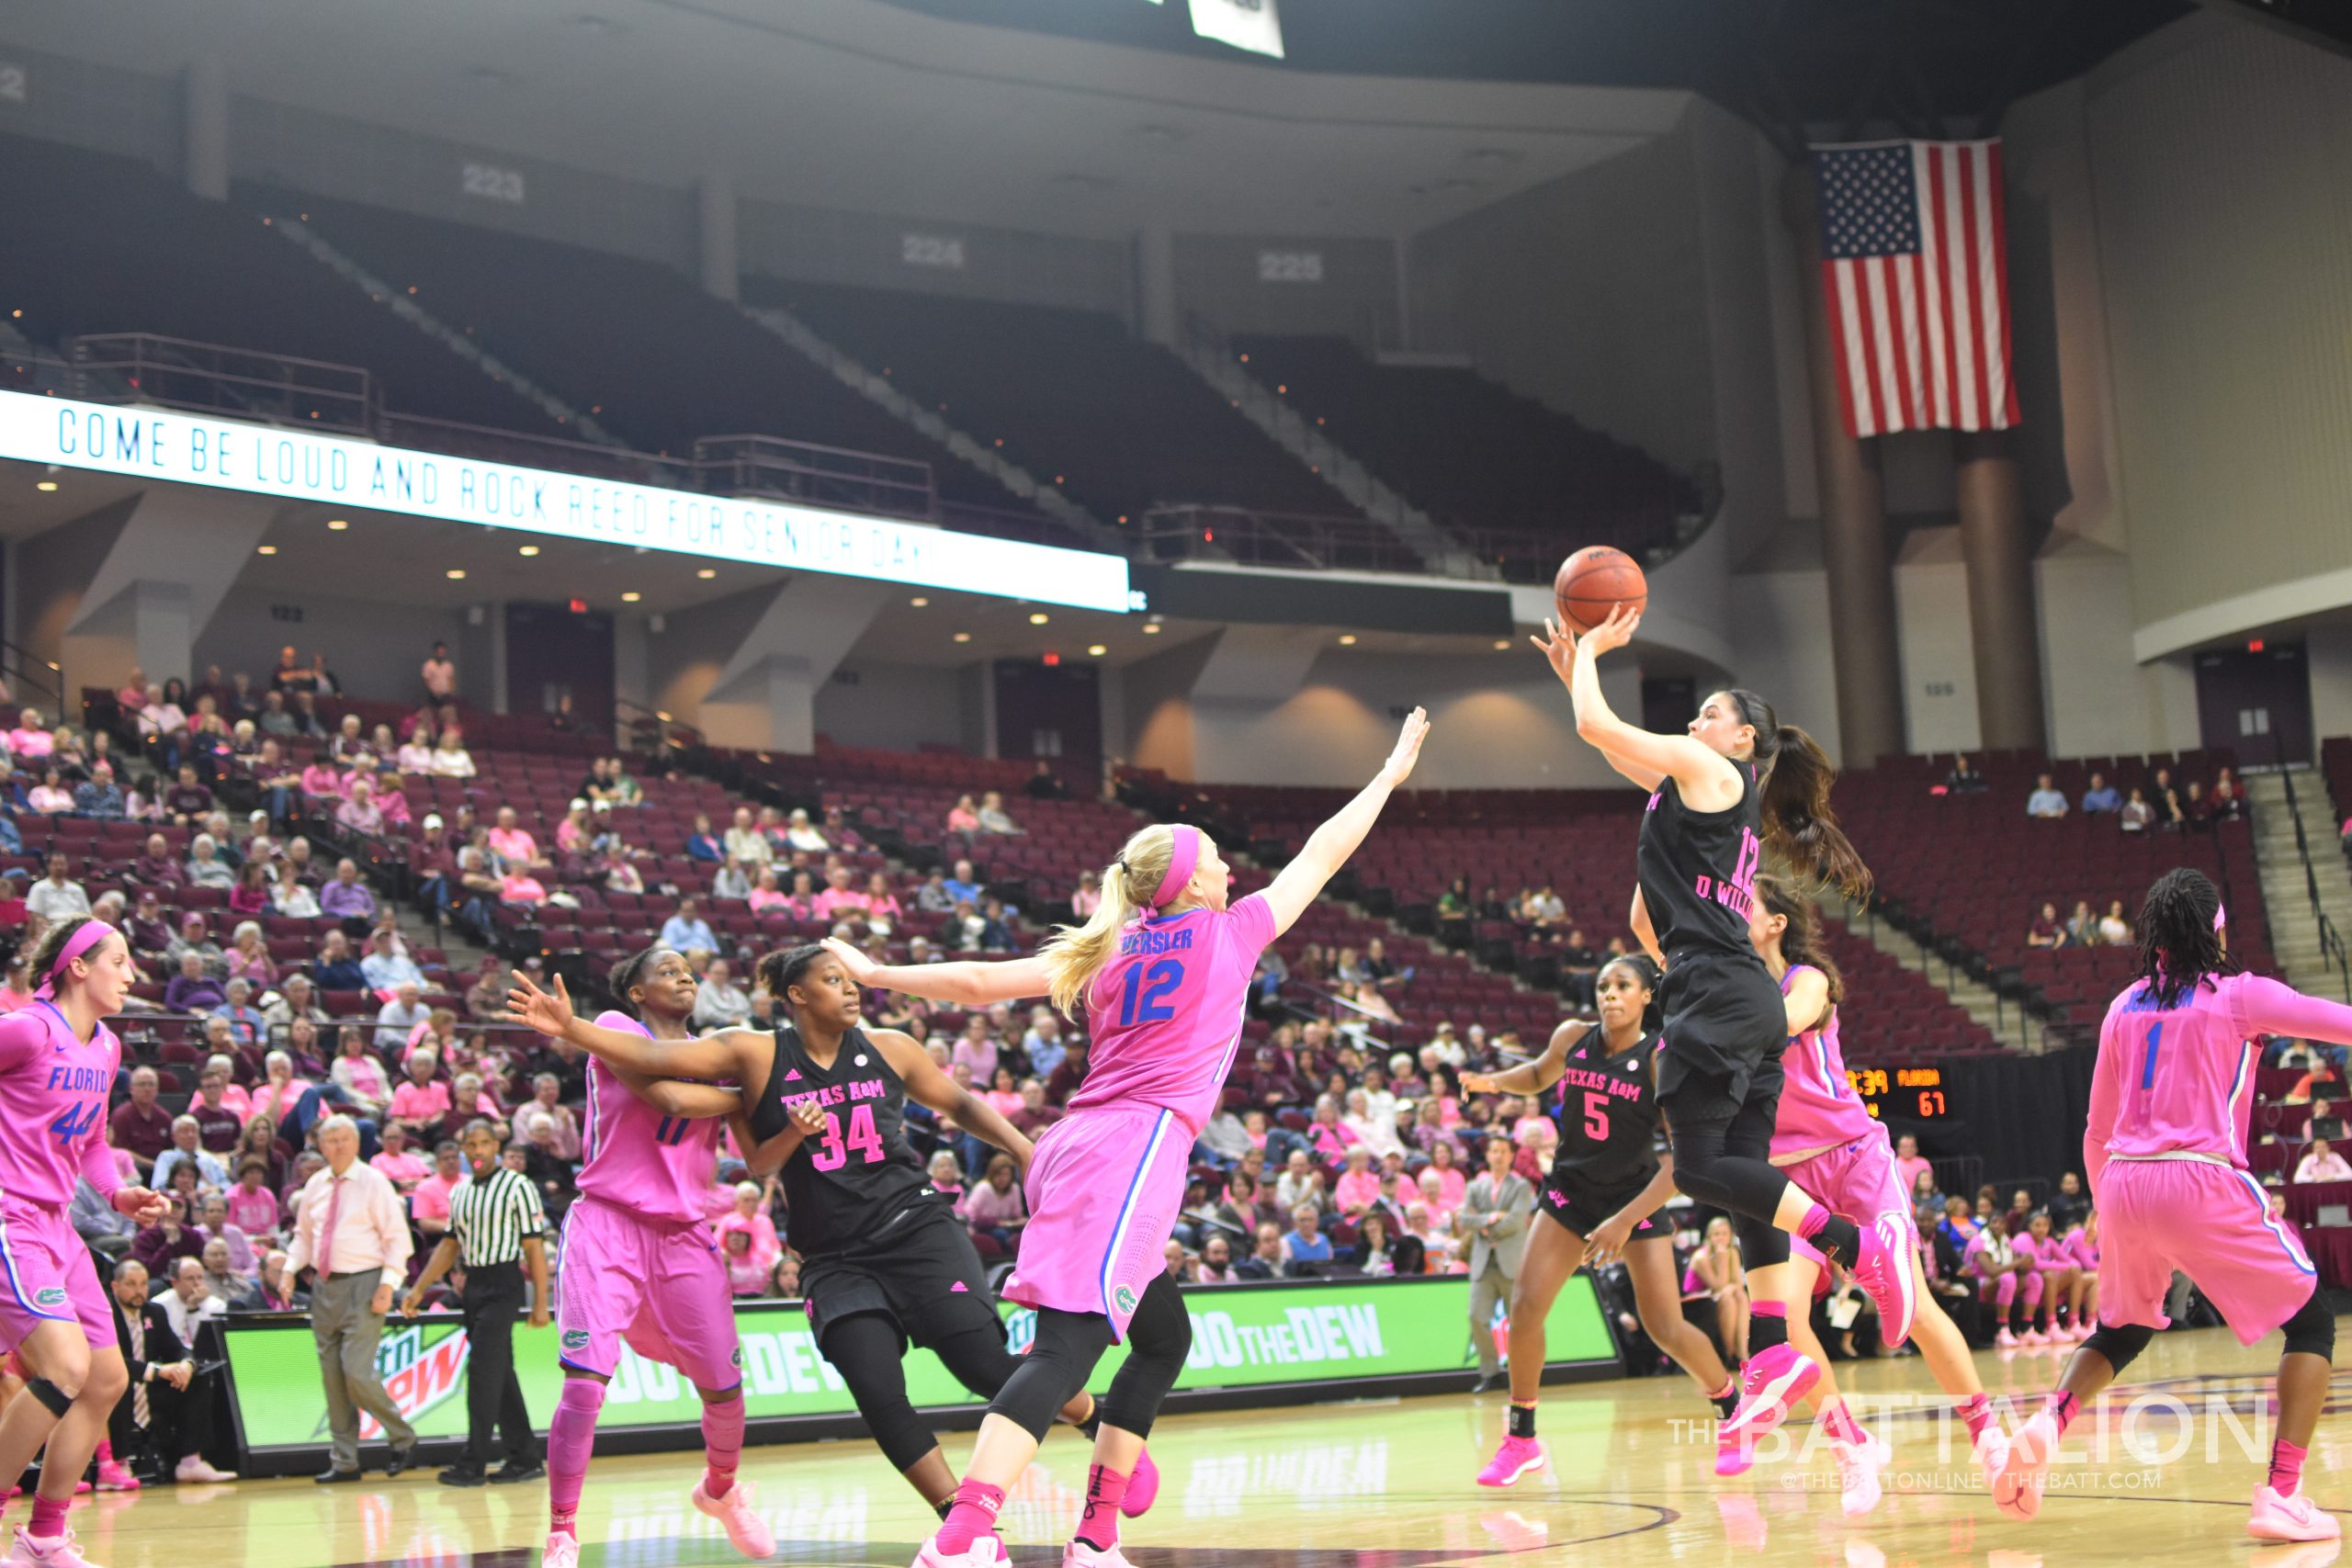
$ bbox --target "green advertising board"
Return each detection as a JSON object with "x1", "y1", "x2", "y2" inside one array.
[{"x1": 223, "y1": 1275, "x2": 1612, "y2": 1456}]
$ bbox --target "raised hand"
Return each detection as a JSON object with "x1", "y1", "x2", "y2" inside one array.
[
  {"x1": 819, "y1": 937, "x2": 882, "y2": 986},
  {"x1": 504, "y1": 970, "x2": 576, "y2": 1038},
  {"x1": 1382, "y1": 706, "x2": 1431, "y2": 785},
  {"x1": 1578, "y1": 603, "x2": 1641, "y2": 657}
]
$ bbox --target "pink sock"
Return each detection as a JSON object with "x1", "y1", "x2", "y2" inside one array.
[
  {"x1": 28, "y1": 1495, "x2": 66, "y2": 1540},
  {"x1": 936, "y1": 1481, "x2": 1006, "y2": 1554},
  {"x1": 93, "y1": 1440, "x2": 112, "y2": 1466},
  {"x1": 2271, "y1": 1438, "x2": 2309, "y2": 1496},
  {"x1": 2046, "y1": 1390, "x2": 2080, "y2": 1438},
  {"x1": 701, "y1": 1395, "x2": 745, "y2": 1497},
  {"x1": 547, "y1": 1378, "x2": 606, "y2": 1539},
  {"x1": 1956, "y1": 1393, "x2": 1994, "y2": 1441},
  {"x1": 1820, "y1": 1400, "x2": 1866, "y2": 1446},
  {"x1": 1076, "y1": 1464, "x2": 1129, "y2": 1551},
  {"x1": 1795, "y1": 1203, "x2": 1833, "y2": 1241}
]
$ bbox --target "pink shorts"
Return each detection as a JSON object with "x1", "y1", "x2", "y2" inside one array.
[
  {"x1": 554, "y1": 1196, "x2": 741, "y2": 1390},
  {"x1": 1779, "y1": 1134, "x2": 1916, "y2": 1269},
  {"x1": 2099, "y1": 1159, "x2": 2317, "y2": 1345},
  {"x1": 1002, "y1": 1104, "x2": 1190, "y2": 1341},
  {"x1": 0, "y1": 1206, "x2": 111, "y2": 1351}
]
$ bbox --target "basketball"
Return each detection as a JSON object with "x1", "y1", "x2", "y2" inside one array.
[{"x1": 1553, "y1": 545, "x2": 1648, "y2": 636}]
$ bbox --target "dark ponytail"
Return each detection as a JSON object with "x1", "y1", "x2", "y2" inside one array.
[
  {"x1": 1753, "y1": 873, "x2": 1844, "y2": 1018},
  {"x1": 2134, "y1": 867, "x2": 2234, "y2": 1008},
  {"x1": 1726, "y1": 689, "x2": 1873, "y2": 900}
]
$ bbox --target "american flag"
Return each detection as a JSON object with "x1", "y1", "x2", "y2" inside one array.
[{"x1": 1810, "y1": 140, "x2": 2018, "y2": 440}]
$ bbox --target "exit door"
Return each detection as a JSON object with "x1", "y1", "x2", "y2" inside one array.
[{"x1": 2194, "y1": 644, "x2": 2311, "y2": 767}]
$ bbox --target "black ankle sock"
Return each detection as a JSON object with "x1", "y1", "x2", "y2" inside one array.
[
  {"x1": 935, "y1": 1499, "x2": 955, "y2": 1521},
  {"x1": 1507, "y1": 1402, "x2": 1537, "y2": 1440},
  {"x1": 1814, "y1": 1215, "x2": 1861, "y2": 1267}
]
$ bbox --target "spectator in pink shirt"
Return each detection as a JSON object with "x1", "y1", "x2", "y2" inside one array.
[
  {"x1": 714, "y1": 1182, "x2": 782, "y2": 1276},
  {"x1": 226, "y1": 1157, "x2": 283, "y2": 1243},
  {"x1": 811, "y1": 867, "x2": 867, "y2": 921},
  {"x1": 950, "y1": 1015, "x2": 998, "y2": 1084},
  {"x1": 409, "y1": 1141, "x2": 464, "y2": 1238},
  {"x1": 959, "y1": 1153, "x2": 1028, "y2": 1253},
  {"x1": 390, "y1": 1047, "x2": 453, "y2": 1134},
  {"x1": 368, "y1": 1122, "x2": 431, "y2": 1191},
  {"x1": 1893, "y1": 1133, "x2": 1934, "y2": 1199},
  {"x1": 246, "y1": 1050, "x2": 314, "y2": 1131},
  {"x1": 299, "y1": 748, "x2": 345, "y2": 802},
  {"x1": 499, "y1": 869, "x2": 548, "y2": 908},
  {"x1": 1333, "y1": 1145, "x2": 1383, "y2": 1216},
  {"x1": 485, "y1": 807, "x2": 543, "y2": 869},
  {"x1": 747, "y1": 867, "x2": 790, "y2": 916}
]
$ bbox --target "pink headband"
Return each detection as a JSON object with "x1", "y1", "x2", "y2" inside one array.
[
  {"x1": 35, "y1": 921, "x2": 114, "y2": 1000},
  {"x1": 1149, "y1": 827, "x2": 1202, "y2": 911}
]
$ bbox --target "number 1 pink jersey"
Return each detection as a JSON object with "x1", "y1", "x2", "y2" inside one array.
[
  {"x1": 2087, "y1": 973, "x2": 2352, "y2": 1183},
  {"x1": 573, "y1": 1010, "x2": 726, "y2": 1225},
  {"x1": 1769, "y1": 965, "x2": 1879, "y2": 1156},
  {"x1": 1073, "y1": 894, "x2": 1276, "y2": 1137},
  {"x1": 0, "y1": 1002, "x2": 120, "y2": 1209}
]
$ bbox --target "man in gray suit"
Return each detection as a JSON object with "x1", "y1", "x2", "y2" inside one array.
[{"x1": 1456, "y1": 1134, "x2": 1535, "y2": 1393}]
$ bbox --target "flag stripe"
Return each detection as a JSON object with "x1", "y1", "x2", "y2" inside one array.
[{"x1": 1810, "y1": 138, "x2": 2015, "y2": 440}]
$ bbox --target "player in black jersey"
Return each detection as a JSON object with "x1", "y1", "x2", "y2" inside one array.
[
  {"x1": 523, "y1": 942, "x2": 1148, "y2": 1518},
  {"x1": 1457, "y1": 955, "x2": 1737, "y2": 1486},
  {"x1": 1532, "y1": 605, "x2": 1910, "y2": 1425}
]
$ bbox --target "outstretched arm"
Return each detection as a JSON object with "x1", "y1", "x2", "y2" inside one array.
[
  {"x1": 1533, "y1": 607, "x2": 1736, "y2": 799},
  {"x1": 504, "y1": 972, "x2": 760, "y2": 1083},
  {"x1": 1257, "y1": 708, "x2": 1429, "y2": 938},
  {"x1": 1461, "y1": 1021, "x2": 1578, "y2": 1097},
  {"x1": 617, "y1": 1068, "x2": 743, "y2": 1119},
  {"x1": 819, "y1": 944, "x2": 1053, "y2": 1009},
  {"x1": 875, "y1": 1030, "x2": 1035, "y2": 1170}
]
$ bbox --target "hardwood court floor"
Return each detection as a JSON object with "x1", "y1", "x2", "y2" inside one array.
[{"x1": 73, "y1": 1327, "x2": 2352, "y2": 1568}]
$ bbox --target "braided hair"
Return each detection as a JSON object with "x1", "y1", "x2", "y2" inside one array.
[
  {"x1": 2134, "y1": 866, "x2": 2235, "y2": 1009},
  {"x1": 754, "y1": 943, "x2": 828, "y2": 1010}
]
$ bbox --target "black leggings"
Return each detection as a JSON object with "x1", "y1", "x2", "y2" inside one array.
[
  {"x1": 991, "y1": 1273, "x2": 1191, "y2": 1442},
  {"x1": 1666, "y1": 1079, "x2": 1794, "y2": 1270},
  {"x1": 823, "y1": 1314, "x2": 1027, "y2": 1472}
]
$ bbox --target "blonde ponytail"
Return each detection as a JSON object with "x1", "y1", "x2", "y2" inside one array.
[{"x1": 1041, "y1": 822, "x2": 1178, "y2": 1018}]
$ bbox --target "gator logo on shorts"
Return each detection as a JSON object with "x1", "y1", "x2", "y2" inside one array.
[
  {"x1": 561, "y1": 1330, "x2": 591, "y2": 1350},
  {"x1": 32, "y1": 1288, "x2": 65, "y2": 1308},
  {"x1": 731, "y1": 1345, "x2": 743, "y2": 1369},
  {"x1": 1114, "y1": 1284, "x2": 1138, "y2": 1315}
]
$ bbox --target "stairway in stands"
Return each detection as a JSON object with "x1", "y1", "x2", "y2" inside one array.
[{"x1": 2244, "y1": 770, "x2": 2352, "y2": 991}]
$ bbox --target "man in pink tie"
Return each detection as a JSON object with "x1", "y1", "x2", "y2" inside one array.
[{"x1": 277, "y1": 1114, "x2": 416, "y2": 1482}]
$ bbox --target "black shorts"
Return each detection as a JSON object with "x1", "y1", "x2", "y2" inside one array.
[
  {"x1": 1656, "y1": 950, "x2": 1788, "y2": 1105},
  {"x1": 799, "y1": 1201, "x2": 1004, "y2": 1353},
  {"x1": 1537, "y1": 1171, "x2": 1668, "y2": 1243}
]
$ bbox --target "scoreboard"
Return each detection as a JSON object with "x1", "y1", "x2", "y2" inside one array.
[{"x1": 1844, "y1": 1065, "x2": 1951, "y2": 1121}]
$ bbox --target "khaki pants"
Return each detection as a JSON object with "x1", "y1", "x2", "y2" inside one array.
[
  {"x1": 1468, "y1": 1258, "x2": 1514, "y2": 1377},
  {"x1": 311, "y1": 1271, "x2": 415, "y2": 1472}
]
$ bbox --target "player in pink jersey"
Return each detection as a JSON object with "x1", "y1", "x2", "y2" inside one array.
[
  {"x1": 0, "y1": 919, "x2": 166, "y2": 1568},
  {"x1": 2056, "y1": 1210, "x2": 2101, "y2": 1332},
  {"x1": 1743, "y1": 876, "x2": 2007, "y2": 1513},
  {"x1": 1996, "y1": 869, "x2": 2352, "y2": 1541},
  {"x1": 818, "y1": 708, "x2": 1428, "y2": 1568},
  {"x1": 526, "y1": 948, "x2": 768, "y2": 1568},
  {"x1": 507, "y1": 943, "x2": 1122, "y2": 1518},
  {"x1": 2013, "y1": 1211, "x2": 2086, "y2": 1344}
]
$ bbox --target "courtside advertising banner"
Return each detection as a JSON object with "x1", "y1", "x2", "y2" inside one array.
[
  {"x1": 0, "y1": 389, "x2": 1132, "y2": 612},
  {"x1": 223, "y1": 1275, "x2": 1612, "y2": 1455}
]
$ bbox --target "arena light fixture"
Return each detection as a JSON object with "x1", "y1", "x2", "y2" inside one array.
[
  {"x1": 620, "y1": 592, "x2": 641, "y2": 603},
  {"x1": 34, "y1": 479, "x2": 56, "y2": 491},
  {"x1": 953, "y1": 632, "x2": 972, "y2": 644},
  {"x1": 517, "y1": 545, "x2": 540, "y2": 557},
  {"x1": 1338, "y1": 634, "x2": 1357, "y2": 645},
  {"x1": 326, "y1": 517, "x2": 348, "y2": 530},
  {"x1": 696, "y1": 568, "x2": 717, "y2": 579},
  {"x1": 446, "y1": 569, "x2": 468, "y2": 581},
  {"x1": 910, "y1": 596, "x2": 929, "y2": 608},
  {"x1": 1029, "y1": 612, "x2": 1049, "y2": 625},
  {"x1": 255, "y1": 545, "x2": 277, "y2": 555},
  {"x1": 1088, "y1": 644, "x2": 1107, "y2": 657},
  {"x1": 1142, "y1": 622, "x2": 1162, "y2": 635},
  {"x1": 1493, "y1": 639, "x2": 1510, "y2": 650}
]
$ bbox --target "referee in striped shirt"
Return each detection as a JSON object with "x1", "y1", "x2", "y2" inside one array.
[{"x1": 402, "y1": 1119, "x2": 550, "y2": 1485}]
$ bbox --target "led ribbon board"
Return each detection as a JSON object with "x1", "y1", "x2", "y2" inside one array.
[{"x1": 0, "y1": 391, "x2": 1132, "y2": 613}]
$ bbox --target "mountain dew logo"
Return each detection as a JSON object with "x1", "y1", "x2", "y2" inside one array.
[{"x1": 356, "y1": 1323, "x2": 469, "y2": 1439}]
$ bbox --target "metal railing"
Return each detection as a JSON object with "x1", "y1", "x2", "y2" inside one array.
[
  {"x1": 2271, "y1": 731, "x2": 2352, "y2": 1001},
  {"x1": 695, "y1": 433, "x2": 936, "y2": 521},
  {"x1": 68, "y1": 333, "x2": 378, "y2": 434}
]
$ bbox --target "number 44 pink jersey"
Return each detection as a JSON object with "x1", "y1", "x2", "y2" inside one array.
[{"x1": 0, "y1": 1002, "x2": 121, "y2": 1208}]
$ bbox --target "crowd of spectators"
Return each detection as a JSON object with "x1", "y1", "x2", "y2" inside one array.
[{"x1": 1951, "y1": 755, "x2": 2245, "y2": 832}]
